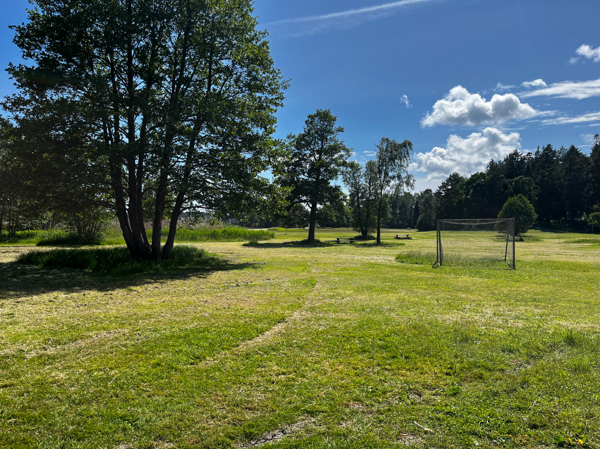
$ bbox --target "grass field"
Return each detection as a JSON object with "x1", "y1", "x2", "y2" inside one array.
[{"x1": 1, "y1": 228, "x2": 599, "y2": 448}]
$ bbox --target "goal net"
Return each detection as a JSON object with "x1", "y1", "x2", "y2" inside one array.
[{"x1": 436, "y1": 218, "x2": 515, "y2": 269}]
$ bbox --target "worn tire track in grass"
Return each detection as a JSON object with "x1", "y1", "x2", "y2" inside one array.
[{"x1": 199, "y1": 275, "x2": 321, "y2": 368}]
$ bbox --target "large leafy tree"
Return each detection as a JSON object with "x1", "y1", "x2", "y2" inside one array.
[
  {"x1": 369, "y1": 137, "x2": 413, "y2": 244},
  {"x1": 7, "y1": 0, "x2": 287, "y2": 259},
  {"x1": 280, "y1": 109, "x2": 351, "y2": 243}
]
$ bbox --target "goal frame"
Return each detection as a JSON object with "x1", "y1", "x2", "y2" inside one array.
[{"x1": 435, "y1": 218, "x2": 516, "y2": 269}]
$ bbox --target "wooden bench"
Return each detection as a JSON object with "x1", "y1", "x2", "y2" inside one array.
[
  {"x1": 336, "y1": 237, "x2": 355, "y2": 244},
  {"x1": 395, "y1": 234, "x2": 412, "y2": 240}
]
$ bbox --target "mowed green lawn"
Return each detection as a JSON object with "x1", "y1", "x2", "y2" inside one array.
[{"x1": 1, "y1": 229, "x2": 599, "y2": 448}]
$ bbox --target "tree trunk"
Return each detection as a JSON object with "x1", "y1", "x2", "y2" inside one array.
[
  {"x1": 308, "y1": 202, "x2": 318, "y2": 242},
  {"x1": 376, "y1": 212, "x2": 381, "y2": 244},
  {"x1": 161, "y1": 190, "x2": 186, "y2": 259}
]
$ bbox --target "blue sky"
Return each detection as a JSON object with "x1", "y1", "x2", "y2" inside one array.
[{"x1": 1, "y1": 0, "x2": 599, "y2": 192}]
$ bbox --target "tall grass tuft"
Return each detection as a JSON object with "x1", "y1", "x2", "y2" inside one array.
[
  {"x1": 396, "y1": 250, "x2": 511, "y2": 267},
  {"x1": 151, "y1": 226, "x2": 274, "y2": 243},
  {"x1": 395, "y1": 250, "x2": 436, "y2": 265},
  {"x1": 37, "y1": 232, "x2": 103, "y2": 246},
  {"x1": 18, "y1": 246, "x2": 221, "y2": 277}
]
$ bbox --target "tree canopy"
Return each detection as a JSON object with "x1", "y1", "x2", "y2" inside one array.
[
  {"x1": 279, "y1": 109, "x2": 351, "y2": 242},
  {"x1": 498, "y1": 194, "x2": 538, "y2": 236},
  {"x1": 6, "y1": 0, "x2": 287, "y2": 259}
]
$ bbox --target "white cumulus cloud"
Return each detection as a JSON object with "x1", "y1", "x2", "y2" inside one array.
[
  {"x1": 520, "y1": 79, "x2": 600, "y2": 100},
  {"x1": 414, "y1": 128, "x2": 521, "y2": 181},
  {"x1": 576, "y1": 44, "x2": 600, "y2": 62},
  {"x1": 400, "y1": 94, "x2": 412, "y2": 108},
  {"x1": 421, "y1": 86, "x2": 538, "y2": 127},
  {"x1": 522, "y1": 79, "x2": 547, "y2": 89}
]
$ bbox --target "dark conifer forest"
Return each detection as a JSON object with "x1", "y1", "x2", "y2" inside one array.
[{"x1": 388, "y1": 137, "x2": 600, "y2": 231}]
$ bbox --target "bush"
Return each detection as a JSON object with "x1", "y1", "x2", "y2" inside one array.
[
  {"x1": 587, "y1": 206, "x2": 600, "y2": 234},
  {"x1": 18, "y1": 246, "x2": 220, "y2": 277},
  {"x1": 498, "y1": 194, "x2": 537, "y2": 236}
]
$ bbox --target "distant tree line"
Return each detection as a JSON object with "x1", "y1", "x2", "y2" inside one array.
[
  {"x1": 387, "y1": 137, "x2": 600, "y2": 231},
  {"x1": 243, "y1": 136, "x2": 600, "y2": 236}
]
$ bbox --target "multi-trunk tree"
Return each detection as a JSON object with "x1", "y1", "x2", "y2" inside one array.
[
  {"x1": 7, "y1": 0, "x2": 287, "y2": 259},
  {"x1": 280, "y1": 109, "x2": 351, "y2": 243}
]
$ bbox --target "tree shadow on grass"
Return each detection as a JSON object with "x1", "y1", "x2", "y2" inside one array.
[
  {"x1": 245, "y1": 240, "x2": 408, "y2": 249},
  {"x1": 0, "y1": 258, "x2": 255, "y2": 302},
  {"x1": 243, "y1": 240, "x2": 336, "y2": 249}
]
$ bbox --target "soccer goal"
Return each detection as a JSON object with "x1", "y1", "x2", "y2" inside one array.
[{"x1": 435, "y1": 218, "x2": 516, "y2": 269}]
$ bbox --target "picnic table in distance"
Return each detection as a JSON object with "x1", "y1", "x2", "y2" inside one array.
[
  {"x1": 395, "y1": 234, "x2": 412, "y2": 240},
  {"x1": 336, "y1": 237, "x2": 355, "y2": 244}
]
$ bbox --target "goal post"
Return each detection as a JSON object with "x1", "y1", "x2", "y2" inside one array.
[{"x1": 435, "y1": 218, "x2": 516, "y2": 269}]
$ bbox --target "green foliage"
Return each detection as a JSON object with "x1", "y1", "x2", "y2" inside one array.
[
  {"x1": 389, "y1": 188, "x2": 415, "y2": 228},
  {"x1": 416, "y1": 190, "x2": 436, "y2": 231},
  {"x1": 508, "y1": 175, "x2": 537, "y2": 204},
  {"x1": 587, "y1": 205, "x2": 600, "y2": 233},
  {"x1": 279, "y1": 109, "x2": 351, "y2": 242},
  {"x1": 416, "y1": 213, "x2": 435, "y2": 231},
  {"x1": 343, "y1": 161, "x2": 377, "y2": 237},
  {"x1": 435, "y1": 172, "x2": 464, "y2": 219},
  {"x1": 370, "y1": 137, "x2": 414, "y2": 243},
  {"x1": 18, "y1": 246, "x2": 219, "y2": 277},
  {"x1": 498, "y1": 194, "x2": 538, "y2": 235},
  {"x1": 7, "y1": 0, "x2": 288, "y2": 260}
]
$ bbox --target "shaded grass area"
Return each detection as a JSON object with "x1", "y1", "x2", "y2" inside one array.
[
  {"x1": 17, "y1": 245, "x2": 221, "y2": 277},
  {"x1": 2, "y1": 229, "x2": 600, "y2": 448}
]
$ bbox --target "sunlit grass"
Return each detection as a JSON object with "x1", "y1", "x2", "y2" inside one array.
[{"x1": 1, "y1": 228, "x2": 600, "y2": 448}]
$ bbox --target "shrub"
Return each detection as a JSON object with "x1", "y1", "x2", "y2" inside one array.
[
  {"x1": 18, "y1": 246, "x2": 220, "y2": 277},
  {"x1": 587, "y1": 206, "x2": 600, "y2": 234},
  {"x1": 498, "y1": 194, "x2": 537, "y2": 236}
]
